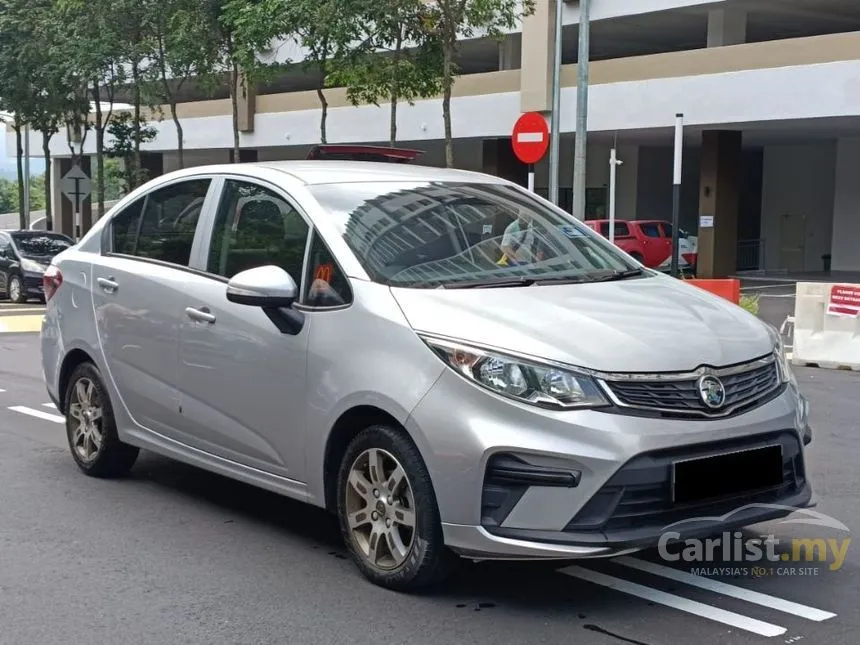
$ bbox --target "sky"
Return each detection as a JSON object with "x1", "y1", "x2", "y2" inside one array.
[{"x1": 0, "y1": 124, "x2": 47, "y2": 179}]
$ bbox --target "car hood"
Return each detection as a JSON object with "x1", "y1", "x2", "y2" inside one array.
[{"x1": 390, "y1": 274, "x2": 772, "y2": 373}]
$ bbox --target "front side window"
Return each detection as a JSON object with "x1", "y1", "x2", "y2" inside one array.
[
  {"x1": 109, "y1": 178, "x2": 210, "y2": 266},
  {"x1": 303, "y1": 230, "x2": 352, "y2": 307},
  {"x1": 206, "y1": 180, "x2": 310, "y2": 285},
  {"x1": 307, "y1": 182, "x2": 640, "y2": 288},
  {"x1": 10, "y1": 232, "x2": 74, "y2": 258}
]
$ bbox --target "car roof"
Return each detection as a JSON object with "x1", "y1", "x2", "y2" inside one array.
[{"x1": 154, "y1": 160, "x2": 510, "y2": 187}]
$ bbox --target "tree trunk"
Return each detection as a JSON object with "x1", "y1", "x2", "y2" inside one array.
[
  {"x1": 42, "y1": 134, "x2": 53, "y2": 233},
  {"x1": 93, "y1": 80, "x2": 106, "y2": 220},
  {"x1": 389, "y1": 33, "x2": 403, "y2": 147},
  {"x1": 14, "y1": 125, "x2": 24, "y2": 229},
  {"x1": 132, "y1": 61, "x2": 142, "y2": 188},
  {"x1": 230, "y1": 64, "x2": 240, "y2": 162},
  {"x1": 316, "y1": 86, "x2": 329, "y2": 145},
  {"x1": 389, "y1": 94, "x2": 398, "y2": 148},
  {"x1": 171, "y1": 101, "x2": 184, "y2": 168},
  {"x1": 442, "y1": 44, "x2": 454, "y2": 168}
]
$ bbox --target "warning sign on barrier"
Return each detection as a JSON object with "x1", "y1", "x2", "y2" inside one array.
[{"x1": 827, "y1": 284, "x2": 860, "y2": 317}]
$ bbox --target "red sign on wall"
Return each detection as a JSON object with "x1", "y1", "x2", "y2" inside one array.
[{"x1": 827, "y1": 284, "x2": 860, "y2": 317}]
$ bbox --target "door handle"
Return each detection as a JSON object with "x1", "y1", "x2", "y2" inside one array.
[
  {"x1": 97, "y1": 277, "x2": 118, "y2": 293},
  {"x1": 185, "y1": 306, "x2": 216, "y2": 324}
]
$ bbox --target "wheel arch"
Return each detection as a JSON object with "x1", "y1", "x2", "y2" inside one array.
[
  {"x1": 323, "y1": 405, "x2": 419, "y2": 513},
  {"x1": 57, "y1": 348, "x2": 96, "y2": 414}
]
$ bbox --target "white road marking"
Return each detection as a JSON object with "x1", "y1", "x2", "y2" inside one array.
[
  {"x1": 516, "y1": 132, "x2": 544, "y2": 143},
  {"x1": 0, "y1": 389, "x2": 5, "y2": 393},
  {"x1": 616, "y1": 557, "x2": 836, "y2": 622},
  {"x1": 560, "y1": 566, "x2": 787, "y2": 638},
  {"x1": 0, "y1": 306, "x2": 46, "y2": 313},
  {"x1": 42, "y1": 402, "x2": 56, "y2": 409},
  {"x1": 8, "y1": 406, "x2": 64, "y2": 423}
]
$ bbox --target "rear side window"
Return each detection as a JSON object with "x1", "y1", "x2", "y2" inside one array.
[
  {"x1": 110, "y1": 178, "x2": 211, "y2": 266},
  {"x1": 600, "y1": 222, "x2": 631, "y2": 238},
  {"x1": 639, "y1": 223, "x2": 662, "y2": 238}
]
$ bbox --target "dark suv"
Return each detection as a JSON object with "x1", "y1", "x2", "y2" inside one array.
[{"x1": 0, "y1": 230, "x2": 74, "y2": 303}]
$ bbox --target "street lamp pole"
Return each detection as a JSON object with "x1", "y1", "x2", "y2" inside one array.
[
  {"x1": 23, "y1": 124, "x2": 30, "y2": 227},
  {"x1": 572, "y1": 0, "x2": 591, "y2": 220},
  {"x1": 547, "y1": 0, "x2": 564, "y2": 205}
]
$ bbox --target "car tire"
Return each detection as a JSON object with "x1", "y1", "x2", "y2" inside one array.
[
  {"x1": 9, "y1": 275, "x2": 25, "y2": 303},
  {"x1": 64, "y1": 362, "x2": 139, "y2": 478},
  {"x1": 336, "y1": 424, "x2": 456, "y2": 591}
]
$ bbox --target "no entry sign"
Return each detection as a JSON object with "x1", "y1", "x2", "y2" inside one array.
[
  {"x1": 827, "y1": 284, "x2": 860, "y2": 317},
  {"x1": 511, "y1": 112, "x2": 550, "y2": 165}
]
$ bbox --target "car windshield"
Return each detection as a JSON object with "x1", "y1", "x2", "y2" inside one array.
[
  {"x1": 11, "y1": 233, "x2": 73, "y2": 257},
  {"x1": 308, "y1": 181, "x2": 642, "y2": 288}
]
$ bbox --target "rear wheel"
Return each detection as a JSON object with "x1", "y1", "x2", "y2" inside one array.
[
  {"x1": 65, "y1": 362, "x2": 139, "y2": 478},
  {"x1": 9, "y1": 275, "x2": 25, "y2": 303},
  {"x1": 336, "y1": 425, "x2": 456, "y2": 591}
]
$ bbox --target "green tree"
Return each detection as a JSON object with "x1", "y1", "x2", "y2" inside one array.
[
  {"x1": 106, "y1": 112, "x2": 158, "y2": 193},
  {"x1": 331, "y1": 0, "x2": 443, "y2": 146},
  {"x1": 226, "y1": 0, "x2": 365, "y2": 144},
  {"x1": 55, "y1": 0, "x2": 127, "y2": 219},
  {"x1": 146, "y1": 0, "x2": 221, "y2": 169},
  {"x1": 420, "y1": 0, "x2": 535, "y2": 167}
]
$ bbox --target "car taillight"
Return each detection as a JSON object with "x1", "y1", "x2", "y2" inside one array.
[{"x1": 43, "y1": 265, "x2": 63, "y2": 302}]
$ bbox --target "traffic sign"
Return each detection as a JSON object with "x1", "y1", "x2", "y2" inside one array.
[
  {"x1": 511, "y1": 112, "x2": 550, "y2": 165},
  {"x1": 60, "y1": 165, "x2": 92, "y2": 212}
]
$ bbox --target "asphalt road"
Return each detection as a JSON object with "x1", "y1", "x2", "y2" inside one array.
[{"x1": 1, "y1": 316, "x2": 859, "y2": 645}]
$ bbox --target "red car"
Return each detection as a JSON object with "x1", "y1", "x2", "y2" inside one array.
[{"x1": 584, "y1": 219, "x2": 682, "y2": 268}]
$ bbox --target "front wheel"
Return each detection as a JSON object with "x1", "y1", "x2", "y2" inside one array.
[
  {"x1": 336, "y1": 425, "x2": 456, "y2": 591},
  {"x1": 9, "y1": 275, "x2": 25, "y2": 303}
]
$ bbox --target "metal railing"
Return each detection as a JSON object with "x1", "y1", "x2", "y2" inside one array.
[{"x1": 737, "y1": 238, "x2": 766, "y2": 272}]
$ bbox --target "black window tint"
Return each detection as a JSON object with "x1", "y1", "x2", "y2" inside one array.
[
  {"x1": 640, "y1": 223, "x2": 662, "y2": 238},
  {"x1": 304, "y1": 231, "x2": 352, "y2": 307},
  {"x1": 111, "y1": 197, "x2": 146, "y2": 255},
  {"x1": 614, "y1": 222, "x2": 631, "y2": 237},
  {"x1": 207, "y1": 180, "x2": 310, "y2": 283},
  {"x1": 662, "y1": 222, "x2": 674, "y2": 238},
  {"x1": 135, "y1": 179, "x2": 210, "y2": 266}
]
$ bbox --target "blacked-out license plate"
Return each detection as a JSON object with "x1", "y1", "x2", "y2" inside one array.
[{"x1": 672, "y1": 444, "x2": 783, "y2": 505}]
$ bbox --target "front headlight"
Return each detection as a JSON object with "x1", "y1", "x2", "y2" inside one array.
[
  {"x1": 420, "y1": 335, "x2": 609, "y2": 410},
  {"x1": 20, "y1": 258, "x2": 44, "y2": 273},
  {"x1": 766, "y1": 323, "x2": 793, "y2": 385}
]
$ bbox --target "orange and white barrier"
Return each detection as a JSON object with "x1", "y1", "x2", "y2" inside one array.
[{"x1": 791, "y1": 282, "x2": 860, "y2": 371}]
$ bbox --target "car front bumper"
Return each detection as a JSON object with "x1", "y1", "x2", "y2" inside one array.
[
  {"x1": 22, "y1": 272, "x2": 45, "y2": 297},
  {"x1": 406, "y1": 369, "x2": 814, "y2": 561}
]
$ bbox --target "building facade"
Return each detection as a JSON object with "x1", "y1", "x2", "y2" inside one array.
[{"x1": 8, "y1": 0, "x2": 860, "y2": 276}]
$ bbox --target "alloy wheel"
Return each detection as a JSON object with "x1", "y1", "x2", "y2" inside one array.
[
  {"x1": 345, "y1": 448, "x2": 417, "y2": 571},
  {"x1": 9, "y1": 278, "x2": 20, "y2": 302},
  {"x1": 69, "y1": 377, "x2": 104, "y2": 463}
]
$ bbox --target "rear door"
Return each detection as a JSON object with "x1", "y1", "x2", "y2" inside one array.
[
  {"x1": 92, "y1": 176, "x2": 216, "y2": 438},
  {"x1": 637, "y1": 221, "x2": 671, "y2": 267}
]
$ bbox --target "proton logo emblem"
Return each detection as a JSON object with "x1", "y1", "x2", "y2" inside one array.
[{"x1": 697, "y1": 374, "x2": 726, "y2": 409}]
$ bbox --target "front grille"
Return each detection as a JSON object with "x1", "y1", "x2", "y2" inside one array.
[
  {"x1": 602, "y1": 357, "x2": 780, "y2": 417},
  {"x1": 565, "y1": 430, "x2": 805, "y2": 534}
]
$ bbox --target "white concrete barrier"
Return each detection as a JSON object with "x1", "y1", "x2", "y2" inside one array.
[{"x1": 792, "y1": 282, "x2": 860, "y2": 371}]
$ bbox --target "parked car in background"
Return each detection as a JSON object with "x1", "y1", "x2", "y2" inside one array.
[
  {"x1": 307, "y1": 144, "x2": 423, "y2": 163},
  {"x1": 0, "y1": 230, "x2": 74, "y2": 302},
  {"x1": 584, "y1": 219, "x2": 698, "y2": 271}
]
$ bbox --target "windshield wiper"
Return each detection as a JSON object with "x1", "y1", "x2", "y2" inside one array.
[
  {"x1": 589, "y1": 268, "x2": 646, "y2": 282},
  {"x1": 441, "y1": 277, "x2": 537, "y2": 289}
]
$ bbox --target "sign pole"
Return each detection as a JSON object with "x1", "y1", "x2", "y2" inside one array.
[
  {"x1": 548, "y1": 0, "x2": 564, "y2": 205},
  {"x1": 608, "y1": 147, "x2": 622, "y2": 245},
  {"x1": 670, "y1": 113, "x2": 684, "y2": 278},
  {"x1": 527, "y1": 164, "x2": 535, "y2": 193},
  {"x1": 572, "y1": 0, "x2": 591, "y2": 220}
]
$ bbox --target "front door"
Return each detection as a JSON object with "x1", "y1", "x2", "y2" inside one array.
[
  {"x1": 175, "y1": 178, "x2": 313, "y2": 482},
  {"x1": 779, "y1": 213, "x2": 807, "y2": 272},
  {"x1": 92, "y1": 177, "x2": 213, "y2": 438}
]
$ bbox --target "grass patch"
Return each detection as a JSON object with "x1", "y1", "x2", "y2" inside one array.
[{"x1": 739, "y1": 293, "x2": 760, "y2": 315}]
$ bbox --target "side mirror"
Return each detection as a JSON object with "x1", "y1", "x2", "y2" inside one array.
[{"x1": 226, "y1": 265, "x2": 298, "y2": 308}]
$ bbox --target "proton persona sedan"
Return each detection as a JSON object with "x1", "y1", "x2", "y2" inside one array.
[{"x1": 40, "y1": 161, "x2": 813, "y2": 591}]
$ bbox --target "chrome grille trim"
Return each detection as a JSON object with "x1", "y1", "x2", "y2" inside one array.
[{"x1": 598, "y1": 355, "x2": 783, "y2": 418}]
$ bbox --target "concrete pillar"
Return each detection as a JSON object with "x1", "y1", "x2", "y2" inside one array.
[
  {"x1": 830, "y1": 137, "x2": 860, "y2": 271},
  {"x1": 520, "y1": 0, "x2": 556, "y2": 112},
  {"x1": 482, "y1": 139, "x2": 527, "y2": 187},
  {"x1": 707, "y1": 8, "x2": 747, "y2": 47},
  {"x1": 696, "y1": 131, "x2": 742, "y2": 278},
  {"x1": 237, "y1": 70, "x2": 256, "y2": 133}
]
